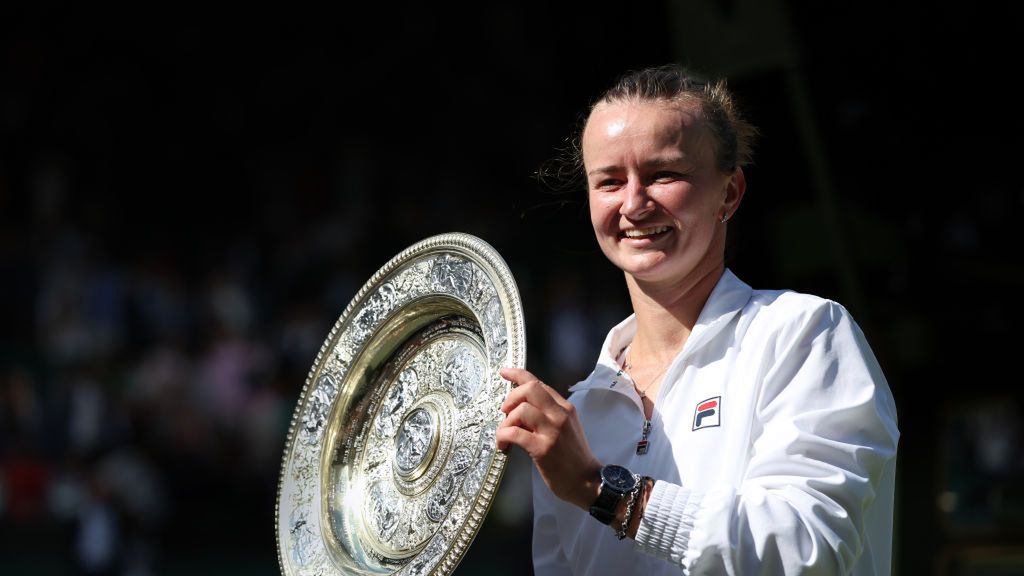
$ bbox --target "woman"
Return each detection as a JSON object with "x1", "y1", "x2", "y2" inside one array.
[{"x1": 496, "y1": 65, "x2": 899, "y2": 575}]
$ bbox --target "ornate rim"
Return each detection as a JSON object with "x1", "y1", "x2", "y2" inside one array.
[{"x1": 275, "y1": 232, "x2": 526, "y2": 576}]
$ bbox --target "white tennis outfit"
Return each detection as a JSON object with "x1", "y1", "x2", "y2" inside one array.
[{"x1": 532, "y1": 269, "x2": 899, "y2": 575}]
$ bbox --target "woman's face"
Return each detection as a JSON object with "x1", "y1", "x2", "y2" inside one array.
[{"x1": 582, "y1": 99, "x2": 743, "y2": 286}]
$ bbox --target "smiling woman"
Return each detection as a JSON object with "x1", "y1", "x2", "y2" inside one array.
[
  {"x1": 583, "y1": 99, "x2": 742, "y2": 294},
  {"x1": 496, "y1": 64, "x2": 900, "y2": 575}
]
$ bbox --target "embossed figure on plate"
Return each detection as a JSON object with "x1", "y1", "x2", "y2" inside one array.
[
  {"x1": 302, "y1": 374, "x2": 338, "y2": 443},
  {"x1": 375, "y1": 368, "x2": 419, "y2": 439},
  {"x1": 367, "y1": 482, "x2": 403, "y2": 541},
  {"x1": 395, "y1": 408, "x2": 437, "y2": 479},
  {"x1": 430, "y1": 254, "x2": 475, "y2": 297},
  {"x1": 442, "y1": 345, "x2": 485, "y2": 407}
]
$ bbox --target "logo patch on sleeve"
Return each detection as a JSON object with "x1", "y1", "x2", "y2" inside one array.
[{"x1": 692, "y1": 396, "x2": 721, "y2": 431}]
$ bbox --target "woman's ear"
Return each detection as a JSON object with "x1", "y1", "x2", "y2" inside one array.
[{"x1": 722, "y1": 167, "x2": 746, "y2": 220}]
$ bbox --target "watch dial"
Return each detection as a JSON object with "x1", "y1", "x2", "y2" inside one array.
[{"x1": 603, "y1": 465, "x2": 635, "y2": 492}]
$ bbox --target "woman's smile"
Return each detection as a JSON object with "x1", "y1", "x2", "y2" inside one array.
[{"x1": 622, "y1": 226, "x2": 671, "y2": 239}]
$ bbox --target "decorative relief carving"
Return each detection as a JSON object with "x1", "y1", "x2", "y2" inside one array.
[
  {"x1": 302, "y1": 373, "x2": 337, "y2": 444},
  {"x1": 442, "y1": 344, "x2": 485, "y2": 407},
  {"x1": 430, "y1": 254, "x2": 475, "y2": 297},
  {"x1": 375, "y1": 371, "x2": 417, "y2": 440},
  {"x1": 395, "y1": 408, "x2": 435, "y2": 476},
  {"x1": 367, "y1": 481, "x2": 403, "y2": 541}
]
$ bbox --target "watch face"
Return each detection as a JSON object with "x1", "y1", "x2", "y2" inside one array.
[{"x1": 601, "y1": 465, "x2": 637, "y2": 492}]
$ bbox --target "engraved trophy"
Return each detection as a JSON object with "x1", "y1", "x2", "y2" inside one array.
[{"x1": 275, "y1": 233, "x2": 526, "y2": 575}]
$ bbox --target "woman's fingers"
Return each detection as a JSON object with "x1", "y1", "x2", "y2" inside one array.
[
  {"x1": 499, "y1": 368, "x2": 568, "y2": 414},
  {"x1": 499, "y1": 366, "x2": 535, "y2": 385},
  {"x1": 495, "y1": 423, "x2": 531, "y2": 453},
  {"x1": 496, "y1": 397, "x2": 545, "y2": 453},
  {"x1": 501, "y1": 381, "x2": 546, "y2": 414},
  {"x1": 503, "y1": 400, "x2": 541, "y2": 431},
  {"x1": 496, "y1": 380, "x2": 577, "y2": 461}
]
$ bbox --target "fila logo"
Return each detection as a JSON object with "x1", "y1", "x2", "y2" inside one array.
[{"x1": 692, "y1": 396, "x2": 721, "y2": 431}]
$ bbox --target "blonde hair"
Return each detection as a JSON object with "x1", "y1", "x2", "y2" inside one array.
[
  {"x1": 536, "y1": 64, "x2": 757, "y2": 192},
  {"x1": 592, "y1": 64, "x2": 757, "y2": 173}
]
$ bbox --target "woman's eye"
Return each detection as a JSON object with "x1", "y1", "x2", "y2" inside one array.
[
  {"x1": 595, "y1": 179, "x2": 621, "y2": 189},
  {"x1": 653, "y1": 172, "x2": 681, "y2": 183}
]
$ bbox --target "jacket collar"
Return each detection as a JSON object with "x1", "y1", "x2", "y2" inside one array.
[{"x1": 570, "y1": 269, "x2": 752, "y2": 394}]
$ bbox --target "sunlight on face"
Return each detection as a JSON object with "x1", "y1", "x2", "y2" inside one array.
[{"x1": 605, "y1": 118, "x2": 627, "y2": 138}]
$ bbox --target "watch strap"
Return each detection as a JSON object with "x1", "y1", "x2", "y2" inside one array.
[{"x1": 589, "y1": 488, "x2": 621, "y2": 525}]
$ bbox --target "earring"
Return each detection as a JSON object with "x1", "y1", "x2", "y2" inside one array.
[{"x1": 720, "y1": 212, "x2": 730, "y2": 224}]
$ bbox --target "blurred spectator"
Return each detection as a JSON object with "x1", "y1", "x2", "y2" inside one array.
[
  {"x1": 75, "y1": 465, "x2": 120, "y2": 576},
  {"x1": 3, "y1": 435, "x2": 49, "y2": 522},
  {"x1": 543, "y1": 271, "x2": 592, "y2": 392}
]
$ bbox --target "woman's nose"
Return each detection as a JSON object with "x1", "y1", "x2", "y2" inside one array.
[{"x1": 620, "y1": 181, "x2": 654, "y2": 218}]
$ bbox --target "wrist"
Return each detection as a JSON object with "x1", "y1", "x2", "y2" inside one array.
[
  {"x1": 574, "y1": 461, "x2": 603, "y2": 511},
  {"x1": 610, "y1": 475, "x2": 653, "y2": 540},
  {"x1": 614, "y1": 482, "x2": 641, "y2": 540},
  {"x1": 626, "y1": 476, "x2": 655, "y2": 539}
]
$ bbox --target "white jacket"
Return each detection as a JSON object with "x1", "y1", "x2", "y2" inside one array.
[{"x1": 532, "y1": 270, "x2": 899, "y2": 575}]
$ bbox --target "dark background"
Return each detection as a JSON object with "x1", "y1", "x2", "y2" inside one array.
[{"x1": 2, "y1": 2, "x2": 1022, "y2": 575}]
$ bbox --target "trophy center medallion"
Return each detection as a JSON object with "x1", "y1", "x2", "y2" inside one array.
[{"x1": 395, "y1": 407, "x2": 438, "y2": 480}]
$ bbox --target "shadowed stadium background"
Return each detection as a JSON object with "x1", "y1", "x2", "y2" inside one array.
[{"x1": 2, "y1": 2, "x2": 1022, "y2": 575}]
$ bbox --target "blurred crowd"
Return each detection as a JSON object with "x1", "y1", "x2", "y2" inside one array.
[
  {"x1": 3, "y1": 213, "x2": 304, "y2": 574},
  {"x1": 0, "y1": 156, "x2": 634, "y2": 575}
]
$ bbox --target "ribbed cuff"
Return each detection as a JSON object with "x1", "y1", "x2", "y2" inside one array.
[{"x1": 634, "y1": 481, "x2": 701, "y2": 565}]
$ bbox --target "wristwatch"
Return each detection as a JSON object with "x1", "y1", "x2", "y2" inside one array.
[{"x1": 589, "y1": 464, "x2": 640, "y2": 525}]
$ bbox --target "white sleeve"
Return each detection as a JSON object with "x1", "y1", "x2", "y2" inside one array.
[
  {"x1": 532, "y1": 464, "x2": 574, "y2": 576},
  {"x1": 635, "y1": 301, "x2": 900, "y2": 575}
]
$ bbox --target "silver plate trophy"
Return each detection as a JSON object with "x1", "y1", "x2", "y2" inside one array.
[{"x1": 275, "y1": 233, "x2": 526, "y2": 576}]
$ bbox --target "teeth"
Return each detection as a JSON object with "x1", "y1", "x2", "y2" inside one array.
[{"x1": 624, "y1": 226, "x2": 670, "y2": 238}]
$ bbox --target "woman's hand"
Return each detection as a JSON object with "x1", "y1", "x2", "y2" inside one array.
[{"x1": 496, "y1": 367, "x2": 602, "y2": 511}]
